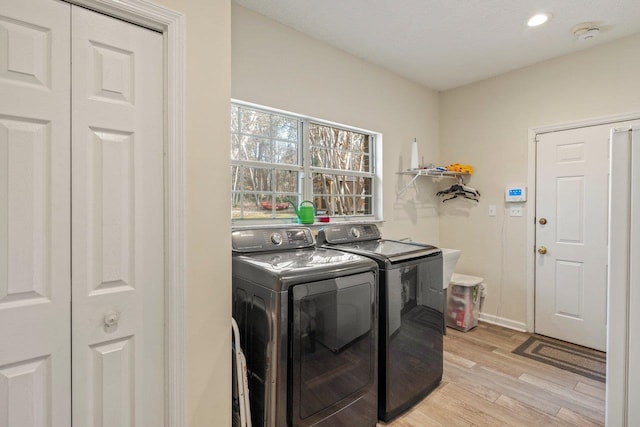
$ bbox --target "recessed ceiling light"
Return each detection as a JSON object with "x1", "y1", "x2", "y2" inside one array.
[{"x1": 528, "y1": 13, "x2": 550, "y2": 27}]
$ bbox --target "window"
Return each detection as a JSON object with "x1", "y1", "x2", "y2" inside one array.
[{"x1": 231, "y1": 102, "x2": 378, "y2": 222}]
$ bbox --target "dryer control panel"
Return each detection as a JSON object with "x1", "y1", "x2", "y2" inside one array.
[
  {"x1": 232, "y1": 227, "x2": 315, "y2": 252},
  {"x1": 317, "y1": 223, "x2": 381, "y2": 245}
]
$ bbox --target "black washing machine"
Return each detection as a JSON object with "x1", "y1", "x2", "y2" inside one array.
[
  {"x1": 232, "y1": 227, "x2": 379, "y2": 426},
  {"x1": 317, "y1": 224, "x2": 443, "y2": 422}
]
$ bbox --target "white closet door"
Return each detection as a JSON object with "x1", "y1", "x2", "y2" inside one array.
[
  {"x1": 70, "y1": 6, "x2": 165, "y2": 427},
  {"x1": 0, "y1": 1, "x2": 71, "y2": 426}
]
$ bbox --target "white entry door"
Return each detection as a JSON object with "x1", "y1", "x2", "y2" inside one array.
[
  {"x1": 535, "y1": 121, "x2": 638, "y2": 351},
  {"x1": 71, "y1": 6, "x2": 165, "y2": 427},
  {"x1": 0, "y1": 1, "x2": 71, "y2": 425}
]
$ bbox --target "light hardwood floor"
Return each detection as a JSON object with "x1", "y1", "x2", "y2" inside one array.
[{"x1": 382, "y1": 322, "x2": 605, "y2": 427}]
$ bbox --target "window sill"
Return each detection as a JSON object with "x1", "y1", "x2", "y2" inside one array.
[{"x1": 231, "y1": 217, "x2": 384, "y2": 231}]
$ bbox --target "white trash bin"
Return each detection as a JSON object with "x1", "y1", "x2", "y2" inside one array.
[{"x1": 446, "y1": 273, "x2": 483, "y2": 332}]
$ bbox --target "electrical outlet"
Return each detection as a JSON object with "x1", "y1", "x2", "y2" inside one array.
[
  {"x1": 488, "y1": 205, "x2": 496, "y2": 217},
  {"x1": 510, "y1": 206, "x2": 524, "y2": 217}
]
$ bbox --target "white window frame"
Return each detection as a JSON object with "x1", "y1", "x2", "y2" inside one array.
[{"x1": 231, "y1": 100, "x2": 382, "y2": 225}]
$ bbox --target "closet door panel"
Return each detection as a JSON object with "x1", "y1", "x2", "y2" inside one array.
[
  {"x1": 0, "y1": 1, "x2": 71, "y2": 426},
  {"x1": 71, "y1": 6, "x2": 165, "y2": 427}
]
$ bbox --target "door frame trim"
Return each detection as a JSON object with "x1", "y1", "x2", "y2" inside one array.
[
  {"x1": 526, "y1": 111, "x2": 640, "y2": 333},
  {"x1": 68, "y1": 1, "x2": 186, "y2": 425}
]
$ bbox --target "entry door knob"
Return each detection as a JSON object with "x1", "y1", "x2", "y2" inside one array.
[
  {"x1": 538, "y1": 246, "x2": 548, "y2": 255},
  {"x1": 104, "y1": 310, "x2": 120, "y2": 327},
  {"x1": 539, "y1": 218, "x2": 547, "y2": 225}
]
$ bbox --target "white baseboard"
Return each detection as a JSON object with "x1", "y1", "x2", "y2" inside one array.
[{"x1": 479, "y1": 312, "x2": 527, "y2": 332}]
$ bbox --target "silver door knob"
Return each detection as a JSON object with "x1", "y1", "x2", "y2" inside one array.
[
  {"x1": 539, "y1": 218, "x2": 547, "y2": 225},
  {"x1": 104, "y1": 310, "x2": 120, "y2": 327},
  {"x1": 538, "y1": 246, "x2": 548, "y2": 255}
]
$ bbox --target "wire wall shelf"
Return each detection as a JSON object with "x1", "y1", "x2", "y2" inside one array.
[{"x1": 396, "y1": 169, "x2": 469, "y2": 196}]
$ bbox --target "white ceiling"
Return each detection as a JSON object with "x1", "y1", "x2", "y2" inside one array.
[{"x1": 233, "y1": 0, "x2": 640, "y2": 91}]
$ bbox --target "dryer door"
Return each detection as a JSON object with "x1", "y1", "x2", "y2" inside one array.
[
  {"x1": 380, "y1": 255, "x2": 444, "y2": 421},
  {"x1": 290, "y1": 272, "x2": 376, "y2": 425}
]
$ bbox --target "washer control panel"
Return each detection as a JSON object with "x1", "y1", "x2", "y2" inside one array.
[{"x1": 232, "y1": 227, "x2": 314, "y2": 252}]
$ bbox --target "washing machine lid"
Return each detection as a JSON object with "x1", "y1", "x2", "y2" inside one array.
[
  {"x1": 327, "y1": 240, "x2": 440, "y2": 264},
  {"x1": 317, "y1": 223, "x2": 439, "y2": 263},
  {"x1": 233, "y1": 247, "x2": 377, "y2": 291}
]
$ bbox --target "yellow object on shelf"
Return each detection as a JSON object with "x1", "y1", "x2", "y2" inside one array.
[{"x1": 446, "y1": 163, "x2": 474, "y2": 175}]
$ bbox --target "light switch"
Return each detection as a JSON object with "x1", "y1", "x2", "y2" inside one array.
[
  {"x1": 488, "y1": 205, "x2": 496, "y2": 217},
  {"x1": 510, "y1": 206, "x2": 523, "y2": 217}
]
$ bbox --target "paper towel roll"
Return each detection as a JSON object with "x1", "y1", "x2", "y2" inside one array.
[{"x1": 411, "y1": 139, "x2": 419, "y2": 169}]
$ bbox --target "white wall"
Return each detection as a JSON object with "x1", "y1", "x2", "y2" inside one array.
[
  {"x1": 440, "y1": 34, "x2": 640, "y2": 327},
  {"x1": 151, "y1": 0, "x2": 231, "y2": 425},
  {"x1": 231, "y1": 4, "x2": 442, "y2": 244}
]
